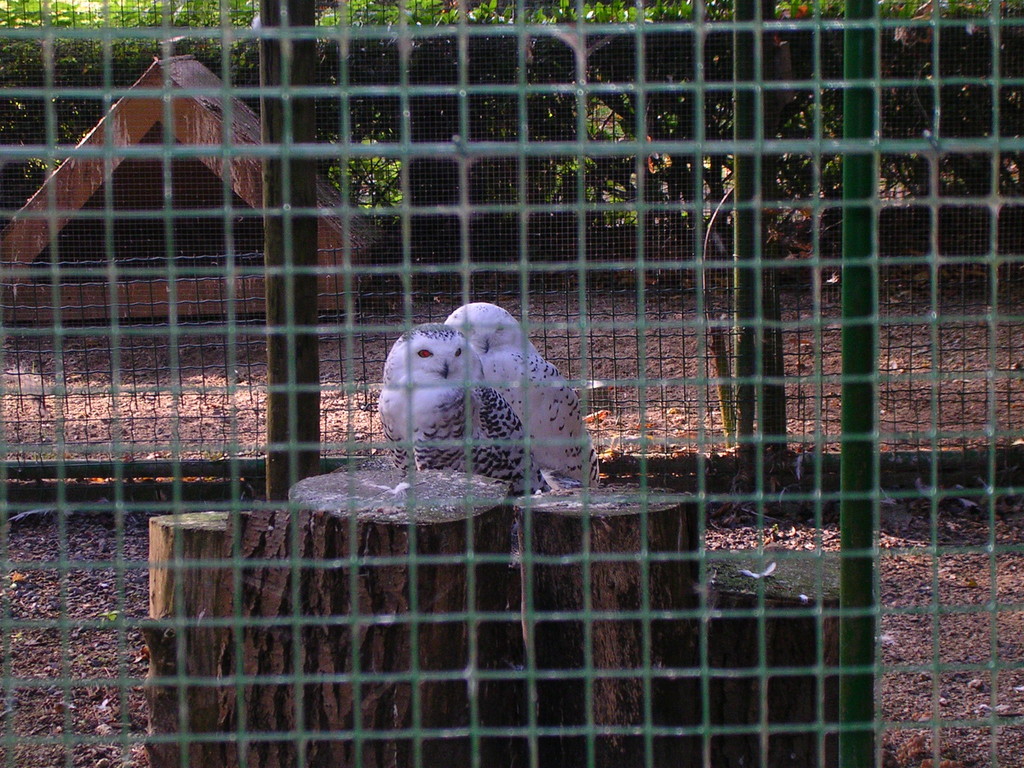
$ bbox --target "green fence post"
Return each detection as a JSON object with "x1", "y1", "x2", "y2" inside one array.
[{"x1": 840, "y1": 0, "x2": 878, "y2": 765}]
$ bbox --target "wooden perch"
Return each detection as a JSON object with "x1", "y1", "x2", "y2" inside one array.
[
  {"x1": 281, "y1": 466, "x2": 523, "y2": 767},
  {"x1": 144, "y1": 511, "x2": 238, "y2": 768},
  {"x1": 519, "y1": 490, "x2": 701, "y2": 768},
  {"x1": 520, "y1": 494, "x2": 838, "y2": 768},
  {"x1": 705, "y1": 553, "x2": 840, "y2": 768},
  {"x1": 145, "y1": 464, "x2": 524, "y2": 768},
  {"x1": 145, "y1": 481, "x2": 839, "y2": 768}
]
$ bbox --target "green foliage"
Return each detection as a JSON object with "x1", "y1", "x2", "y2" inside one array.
[
  {"x1": 466, "y1": 0, "x2": 514, "y2": 24},
  {"x1": 324, "y1": 0, "x2": 462, "y2": 28},
  {"x1": 4, "y1": 0, "x2": 1019, "y2": 29},
  {"x1": 345, "y1": 153, "x2": 403, "y2": 208},
  {"x1": 0, "y1": 36, "x2": 259, "y2": 213},
  {"x1": 0, "y1": 0, "x2": 256, "y2": 27},
  {"x1": 1, "y1": 1, "x2": 1020, "y2": 231}
]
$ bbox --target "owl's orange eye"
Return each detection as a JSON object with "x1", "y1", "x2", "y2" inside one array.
[
  {"x1": 417, "y1": 349, "x2": 433, "y2": 358},
  {"x1": 454, "y1": 348, "x2": 462, "y2": 357}
]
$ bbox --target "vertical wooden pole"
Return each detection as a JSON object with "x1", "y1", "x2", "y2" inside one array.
[
  {"x1": 733, "y1": 0, "x2": 759, "y2": 483},
  {"x1": 261, "y1": 0, "x2": 320, "y2": 500},
  {"x1": 759, "y1": 0, "x2": 790, "y2": 451}
]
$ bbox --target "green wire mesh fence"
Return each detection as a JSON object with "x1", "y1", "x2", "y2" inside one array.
[{"x1": 0, "y1": 0, "x2": 1022, "y2": 766}]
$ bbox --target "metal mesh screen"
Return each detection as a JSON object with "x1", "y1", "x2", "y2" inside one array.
[{"x1": 0, "y1": 1, "x2": 1022, "y2": 767}]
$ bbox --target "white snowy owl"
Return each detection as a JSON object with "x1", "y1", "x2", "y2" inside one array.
[
  {"x1": 444, "y1": 302, "x2": 600, "y2": 487},
  {"x1": 377, "y1": 323, "x2": 545, "y2": 494}
]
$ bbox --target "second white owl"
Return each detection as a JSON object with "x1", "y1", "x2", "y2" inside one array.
[{"x1": 445, "y1": 302, "x2": 600, "y2": 487}]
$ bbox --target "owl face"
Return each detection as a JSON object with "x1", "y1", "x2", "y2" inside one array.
[
  {"x1": 383, "y1": 324, "x2": 479, "y2": 387},
  {"x1": 445, "y1": 302, "x2": 526, "y2": 355}
]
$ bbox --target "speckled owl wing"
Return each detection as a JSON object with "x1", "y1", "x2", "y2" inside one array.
[
  {"x1": 469, "y1": 385, "x2": 545, "y2": 494},
  {"x1": 516, "y1": 350, "x2": 599, "y2": 486}
]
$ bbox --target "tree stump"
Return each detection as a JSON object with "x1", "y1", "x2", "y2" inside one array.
[
  {"x1": 240, "y1": 465, "x2": 522, "y2": 768},
  {"x1": 145, "y1": 482, "x2": 839, "y2": 768},
  {"x1": 519, "y1": 490, "x2": 701, "y2": 768},
  {"x1": 705, "y1": 552, "x2": 840, "y2": 768},
  {"x1": 144, "y1": 511, "x2": 238, "y2": 768}
]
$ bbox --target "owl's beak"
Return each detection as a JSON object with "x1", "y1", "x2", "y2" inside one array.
[{"x1": 441, "y1": 361, "x2": 450, "y2": 379}]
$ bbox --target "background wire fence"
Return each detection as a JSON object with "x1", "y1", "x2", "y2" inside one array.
[
  {"x1": 0, "y1": 4, "x2": 1022, "y2": 465},
  {"x1": 0, "y1": 1, "x2": 1022, "y2": 767}
]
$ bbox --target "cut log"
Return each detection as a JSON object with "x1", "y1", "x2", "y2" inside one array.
[
  {"x1": 705, "y1": 552, "x2": 840, "y2": 768},
  {"x1": 144, "y1": 466, "x2": 524, "y2": 768},
  {"x1": 519, "y1": 490, "x2": 701, "y2": 768},
  {"x1": 145, "y1": 482, "x2": 839, "y2": 768},
  {"x1": 236, "y1": 465, "x2": 524, "y2": 768},
  {"x1": 144, "y1": 511, "x2": 237, "y2": 768}
]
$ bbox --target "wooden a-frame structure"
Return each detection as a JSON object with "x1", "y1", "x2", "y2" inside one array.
[{"x1": 0, "y1": 55, "x2": 364, "y2": 324}]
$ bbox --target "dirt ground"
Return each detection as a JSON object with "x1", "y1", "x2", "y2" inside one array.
[
  {"x1": 2, "y1": 279, "x2": 1022, "y2": 464},
  {"x1": 1, "y1": 478, "x2": 1021, "y2": 768}
]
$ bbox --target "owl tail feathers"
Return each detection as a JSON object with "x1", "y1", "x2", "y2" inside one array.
[
  {"x1": 539, "y1": 467, "x2": 602, "y2": 492},
  {"x1": 540, "y1": 470, "x2": 581, "y2": 491},
  {"x1": 588, "y1": 447, "x2": 602, "y2": 485}
]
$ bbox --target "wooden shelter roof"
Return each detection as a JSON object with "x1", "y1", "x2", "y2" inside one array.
[{"x1": 0, "y1": 55, "x2": 363, "y2": 324}]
